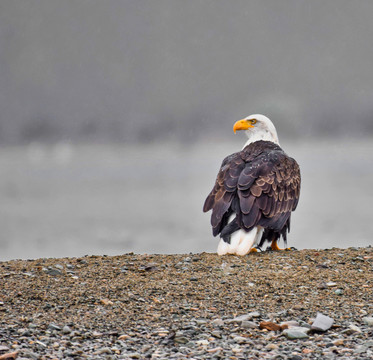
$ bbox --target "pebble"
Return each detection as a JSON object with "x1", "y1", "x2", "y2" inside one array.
[
  {"x1": 1, "y1": 248, "x2": 372, "y2": 360},
  {"x1": 332, "y1": 339, "x2": 344, "y2": 346},
  {"x1": 228, "y1": 311, "x2": 260, "y2": 323},
  {"x1": 241, "y1": 320, "x2": 258, "y2": 329},
  {"x1": 283, "y1": 327, "x2": 310, "y2": 339},
  {"x1": 62, "y1": 325, "x2": 72, "y2": 334},
  {"x1": 233, "y1": 336, "x2": 247, "y2": 344},
  {"x1": 342, "y1": 324, "x2": 362, "y2": 334},
  {"x1": 211, "y1": 318, "x2": 224, "y2": 327},
  {"x1": 280, "y1": 320, "x2": 299, "y2": 328},
  {"x1": 362, "y1": 316, "x2": 373, "y2": 326},
  {"x1": 48, "y1": 323, "x2": 61, "y2": 331},
  {"x1": 311, "y1": 312, "x2": 334, "y2": 332},
  {"x1": 43, "y1": 268, "x2": 63, "y2": 276},
  {"x1": 265, "y1": 343, "x2": 279, "y2": 351},
  {"x1": 211, "y1": 330, "x2": 222, "y2": 338}
]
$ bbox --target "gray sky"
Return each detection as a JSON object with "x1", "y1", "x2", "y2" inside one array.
[{"x1": 1, "y1": 0, "x2": 373, "y2": 143}]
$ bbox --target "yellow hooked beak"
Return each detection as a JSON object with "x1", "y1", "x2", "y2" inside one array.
[{"x1": 233, "y1": 119, "x2": 255, "y2": 133}]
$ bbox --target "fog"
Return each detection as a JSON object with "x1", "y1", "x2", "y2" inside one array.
[{"x1": 0, "y1": 1, "x2": 372, "y2": 260}]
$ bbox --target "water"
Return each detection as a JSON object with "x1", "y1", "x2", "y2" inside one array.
[{"x1": 0, "y1": 138, "x2": 372, "y2": 261}]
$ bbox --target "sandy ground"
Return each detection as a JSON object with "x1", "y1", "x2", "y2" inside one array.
[{"x1": 0, "y1": 247, "x2": 372, "y2": 359}]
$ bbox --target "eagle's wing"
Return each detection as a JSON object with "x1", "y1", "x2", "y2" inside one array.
[{"x1": 203, "y1": 142, "x2": 301, "y2": 238}]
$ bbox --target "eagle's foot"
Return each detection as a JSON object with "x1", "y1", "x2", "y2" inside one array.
[
  {"x1": 268, "y1": 240, "x2": 294, "y2": 251},
  {"x1": 249, "y1": 247, "x2": 262, "y2": 253}
]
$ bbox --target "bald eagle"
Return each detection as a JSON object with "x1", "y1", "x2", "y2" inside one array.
[{"x1": 203, "y1": 114, "x2": 301, "y2": 255}]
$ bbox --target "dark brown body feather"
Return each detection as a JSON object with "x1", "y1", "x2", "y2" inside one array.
[{"x1": 203, "y1": 140, "x2": 301, "y2": 248}]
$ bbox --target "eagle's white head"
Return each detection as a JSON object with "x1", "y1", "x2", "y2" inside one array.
[{"x1": 233, "y1": 114, "x2": 280, "y2": 148}]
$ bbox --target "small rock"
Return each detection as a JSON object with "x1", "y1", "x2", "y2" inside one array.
[
  {"x1": 334, "y1": 289, "x2": 344, "y2": 295},
  {"x1": 43, "y1": 268, "x2": 63, "y2": 276},
  {"x1": 241, "y1": 320, "x2": 258, "y2": 329},
  {"x1": 211, "y1": 318, "x2": 224, "y2": 327},
  {"x1": 265, "y1": 343, "x2": 279, "y2": 351},
  {"x1": 354, "y1": 345, "x2": 368, "y2": 354},
  {"x1": 342, "y1": 324, "x2": 362, "y2": 335},
  {"x1": 95, "y1": 347, "x2": 112, "y2": 355},
  {"x1": 317, "y1": 282, "x2": 328, "y2": 289},
  {"x1": 288, "y1": 356, "x2": 303, "y2": 360},
  {"x1": 207, "y1": 347, "x2": 223, "y2": 353},
  {"x1": 302, "y1": 348, "x2": 313, "y2": 354},
  {"x1": 363, "y1": 317, "x2": 373, "y2": 326},
  {"x1": 174, "y1": 331, "x2": 189, "y2": 344},
  {"x1": 349, "y1": 324, "x2": 361, "y2": 333},
  {"x1": 311, "y1": 312, "x2": 334, "y2": 332},
  {"x1": 228, "y1": 311, "x2": 260, "y2": 323},
  {"x1": 280, "y1": 320, "x2": 299, "y2": 328},
  {"x1": 126, "y1": 353, "x2": 141, "y2": 359},
  {"x1": 62, "y1": 325, "x2": 72, "y2": 334},
  {"x1": 100, "y1": 298, "x2": 113, "y2": 306},
  {"x1": 118, "y1": 334, "x2": 130, "y2": 340},
  {"x1": 0, "y1": 351, "x2": 18, "y2": 360},
  {"x1": 48, "y1": 323, "x2": 61, "y2": 331},
  {"x1": 233, "y1": 336, "x2": 247, "y2": 344},
  {"x1": 259, "y1": 321, "x2": 282, "y2": 331},
  {"x1": 283, "y1": 327, "x2": 310, "y2": 339},
  {"x1": 22, "y1": 350, "x2": 39, "y2": 359},
  {"x1": 326, "y1": 281, "x2": 337, "y2": 287},
  {"x1": 196, "y1": 339, "x2": 209, "y2": 346},
  {"x1": 231, "y1": 346, "x2": 243, "y2": 354},
  {"x1": 333, "y1": 339, "x2": 344, "y2": 346}
]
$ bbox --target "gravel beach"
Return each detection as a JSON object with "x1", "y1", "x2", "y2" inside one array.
[{"x1": 1, "y1": 247, "x2": 372, "y2": 359}]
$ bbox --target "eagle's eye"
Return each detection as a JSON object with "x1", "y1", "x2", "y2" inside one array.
[{"x1": 251, "y1": 119, "x2": 257, "y2": 125}]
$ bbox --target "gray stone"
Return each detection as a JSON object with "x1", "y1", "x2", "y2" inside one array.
[
  {"x1": 62, "y1": 325, "x2": 72, "y2": 334},
  {"x1": 283, "y1": 327, "x2": 310, "y2": 339},
  {"x1": 211, "y1": 330, "x2": 222, "y2": 338},
  {"x1": 211, "y1": 318, "x2": 224, "y2": 327},
  {"x1": 44, "y1": 268, "x2": 63, "y2": 276},
  {"x1": 233, "y1": 336, "x2": 247, "y2": 344},
  {"x1": 228, "y1": 311, "x2": 260, "y2": 323},
  {"x1": 280, "y1": 320, "x2": 299, "y2": 328},
  {"x1": 342, "y1": 323, "x2": 362, "y2": 335},
  {"x1": 126, "y1": 353, "x2": 141, "y2": 359},
  {"x1": 48, "y1": 323, "x2": 62, "y2": 331},
  {"x1": 363, "y1": 317, "x2": 373, "y2": 326},
  {"x1": 311, "y1": 312, "x2": 334, "y2": 332},
  {"x1": 174, "y1": 331, "x2": 189, "y2": 344},
  {"x1": 241, "y1": 320, "x2": 259, "y2": 329},
  {"x1": 22, "y1": 350, "x2": 39, "y2": 359}
]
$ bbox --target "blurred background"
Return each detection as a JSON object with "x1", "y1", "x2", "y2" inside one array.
[{"x1": 0, "y1": 0, "x2": 372, "y2": 260}]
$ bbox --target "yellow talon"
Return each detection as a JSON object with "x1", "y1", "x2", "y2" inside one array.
[{"x1": 270, "y1": 240, "x2": 292, "y2": 251}]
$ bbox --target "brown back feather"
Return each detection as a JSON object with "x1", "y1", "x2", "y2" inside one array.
[{"x1": 203, "y1": 141, "x2": 301, "y2": 238}]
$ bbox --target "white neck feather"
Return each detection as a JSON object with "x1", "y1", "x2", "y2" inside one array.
[{"x1": 242, "y1": 130, "x2": 280, "y2": 149}]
